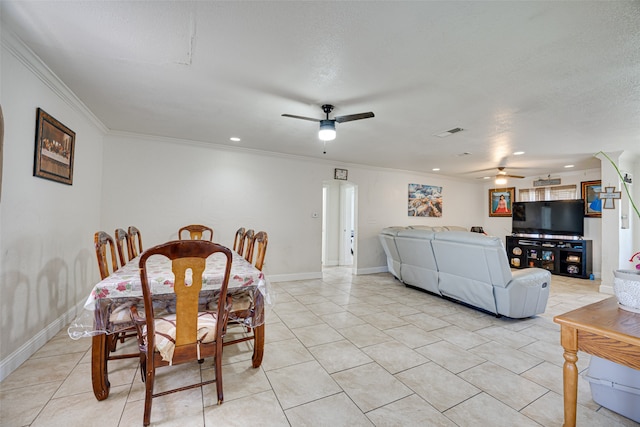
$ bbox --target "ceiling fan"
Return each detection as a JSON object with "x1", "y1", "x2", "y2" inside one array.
[
  {"x1": 282, "y1": 104, "x2": 374, "y2": 141},
  {"x1": 491, "y1": 167, "x2": 524, "y2": 185},
  {"x1": 494, "y1": 167, "x2": 524, "y2": 179}
]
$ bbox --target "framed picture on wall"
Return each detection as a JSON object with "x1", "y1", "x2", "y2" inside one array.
[
  {"x1": 581, "y1": 180, "x2": 602, "y2": 217},
  {"x1": 33, "y1": 108, "x2": 75, "y2": 185},
  {"x1": 408, "y1": 183, "x2": 443, "y2": 217},
  {"x1": 488, "y1": 187, "x2": 515, "y2": 217}
]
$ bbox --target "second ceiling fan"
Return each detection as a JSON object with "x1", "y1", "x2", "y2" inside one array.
[
  {"x1": 494, "y1": 166, "x2": 524, "y2": 179},
  {"x1": 493, "y1": 167, "x2": 524, "y2": 185},
  {"x1": 282, "y1": 104, "x2": 374, "y2": 141}
]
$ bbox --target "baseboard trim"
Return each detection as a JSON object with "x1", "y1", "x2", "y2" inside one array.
[
  {"x1": 268, "y1": 271, "x2": 324, "y2": 282},
  {"x1": 356, "y1": 266, "x2": 388, "y2": 275},
  {"x1": 0, "y1": 302, "x2": 83, "y2": 382},
  {"x1": 599, "y1": 284, "x2": 614, "y2": 295}
]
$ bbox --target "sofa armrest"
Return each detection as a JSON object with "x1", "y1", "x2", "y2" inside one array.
[
  {"x1": 493, "y1": 268, "x2": 551, "y2": 318},
  {"x1": 510, "y1": 268, "x2": 552, "y2": 288}
]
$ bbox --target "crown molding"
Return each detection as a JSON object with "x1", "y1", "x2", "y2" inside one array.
[{"x1": 1, "y1": 27, "x2": 108, "y2": 134}]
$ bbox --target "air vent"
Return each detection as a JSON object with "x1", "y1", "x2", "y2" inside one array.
[
  {"x1": 434, "y1": 127, "x2": 464, "y2": 138},
  {"x1": 533, "y1": 178, "x2": 561, "y2": 187}
]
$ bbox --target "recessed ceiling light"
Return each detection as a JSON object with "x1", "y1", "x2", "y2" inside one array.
[
  {"x1": 432, "y1": 168, "x2": 440, "y2": 171},
  {"x1": 230, "y1": 137, "x2": 241, "y2": 142},
  {"x1": 482, "y1": 176, "x2": 491, "y2": 180},
  {"x1": 564, "y1": 164, "x2": 574, "y2": 168},
  {"x1": 513, "y1": 151, "x2": 525, "y2": 155}
]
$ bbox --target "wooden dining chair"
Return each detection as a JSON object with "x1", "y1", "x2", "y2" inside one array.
[
  {"x1": 246, "y1": 231, "x2": 268, "y2": 271},
  {"x1": 242, "y1": 229, "x2": 255, "y2": 263},
  {"x1": 95, "y1": 231, "x2": 119, "y2": 280},
  {"x1": 178, "y1": 224, "x2": 213, "y2": 241},
  {"x1": 130, "y1": 240, "x2": 233, "y2": 426},
  {"x1": 127, "y1": 226, "x2": 143, "y2": 258},
  {"x1": 233, "y1": 227, "x2": 246, "y2": 254},
  {"x1": 114, "y1": 228, "x2": 131, "y2": 266},
  {"x1": 94, "y1": 231, "x2": 138, "y2": 354},
  {"x1": 224, "y1": 231, "x2": 268, "y2": 351}
]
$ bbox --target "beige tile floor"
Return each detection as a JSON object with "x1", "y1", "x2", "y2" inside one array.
[{"x1": 2, "y1": 268, "x2": 639, "y2": 426}]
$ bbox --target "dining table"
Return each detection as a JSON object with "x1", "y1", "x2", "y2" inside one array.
[{"x1": 68, "y1": 248, "x2": 271, "y2": 401}]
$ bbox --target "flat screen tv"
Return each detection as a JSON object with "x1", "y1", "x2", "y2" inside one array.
[{"x1": 512, "y1": 199, "x2": 585, "y2": 237}]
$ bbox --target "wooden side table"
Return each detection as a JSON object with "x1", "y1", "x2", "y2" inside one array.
[{"x1": 554, "y1": 297, "x2": 640, "y2": 426}]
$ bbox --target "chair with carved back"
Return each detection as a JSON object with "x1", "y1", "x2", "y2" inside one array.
[
  {"x1": 94, "y1": 231, "x2": 138, "y2": 355},
  {"x1": 95, "y1": 231, "x2": 119, "y2": 281},
  {"x1": 130, "y1": 240, "x2": 233, "y2": 426},
  {"x1": 178, "y1": 224, "x2": 214, "y2": 241},
  {"x1": 224, "y1": 231, "x2": 268, "y2": 350},
  {"x1": 233, "y1": 227, "x2": 246, "y2": 254},
  {"x1": 114, "y1": 228, "x2": 131, "y2": 266},
  {"x1": 114, "y1": 228, "x2": 139, "y2": 345},
  {"x1": 250, "y1": 231, "x2": 268, "y2": 271},
  {"x1": 127, "y1": 226, "x2": 143, "y2": 258},
  {"x1": 242, "y1": 229, "x2": 255, "y2": 263}
]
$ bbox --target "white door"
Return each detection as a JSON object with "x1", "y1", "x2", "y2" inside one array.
[
  {"x1": 322, "y1": 180, "x2": 357, "y2": 269},
  {"x1": 339, "y1": 184, "x2": 355, "y2": 266}
]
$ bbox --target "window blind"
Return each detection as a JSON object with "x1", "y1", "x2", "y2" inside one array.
[{"x1": 519, "y1": 185, "x2": 577, "y2": 201}]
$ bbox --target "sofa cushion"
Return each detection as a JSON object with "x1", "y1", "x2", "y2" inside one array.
[
  {"x1": 407, "y1": 225, "x2": 468, "y2": 232},
  {"x1": 381, "y1": 226, "x2": 408, "y2": 235},
  {"x1": 443, "y1": 226, "x2": 468, "y2": 231},
  {"x1": 379, "y1": 227, "x2": 406, "y2": 280},
  {"x1": 395, "y1": 229, "x2": 439, "y2": 294},
  {"x1": 432, "y1": 231, "x2": 512, "y2": 287}
]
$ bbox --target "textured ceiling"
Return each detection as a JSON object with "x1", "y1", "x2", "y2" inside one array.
[{"x1": 2, "y1": 1, "x2": 639, "y2": 180}]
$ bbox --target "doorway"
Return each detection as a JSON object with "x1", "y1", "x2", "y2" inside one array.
[{"x1": 322, "y1": 180, "x2": 356, "y2": 268}]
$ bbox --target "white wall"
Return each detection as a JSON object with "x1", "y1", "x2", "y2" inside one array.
[
  {"x1": 351, "y1": 168, "x2": 484, "y2": 273},
  {"x1": 632, "y1": 156, "x2": 640, "y2": 266},
  {"x1": 0, "y1": 30, "x2": 106, "y2": 378},
  {"x1": 618, "y1": 153, "x2": 640, "y2": 269},
  {"x1": 101, "y1": 133, "x2": 331, "y2": 280},
  {"x1": 101, "y1": 133, "x2": 485, "y2": 279}
]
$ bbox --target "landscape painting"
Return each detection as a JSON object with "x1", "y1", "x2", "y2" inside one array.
[{"x1": 408, "y1": 184, "x2": 442, "y2": 217}]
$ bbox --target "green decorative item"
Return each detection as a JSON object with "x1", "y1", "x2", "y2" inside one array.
[
  {"x1": 595, "y1": 151, "x2": 640, "y2": 311},
  {"x1": 595, "y1": 151, "x2": 639, "y2": 221}
]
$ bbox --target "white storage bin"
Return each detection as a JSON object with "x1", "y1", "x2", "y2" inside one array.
[{"x1": 584, "y1": 356, "x2": 640, "y2": 423}]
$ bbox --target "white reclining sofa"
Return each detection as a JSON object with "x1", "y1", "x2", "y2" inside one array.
[{"x1": 379, "y1": 226, "x2": 551, "y2": 318}]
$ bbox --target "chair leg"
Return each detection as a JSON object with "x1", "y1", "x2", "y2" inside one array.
[
  {"x1": 216, "y1": 344, "x2": 224, "y2": 405},
  {"x1": 108, "y1": 334, "x2": 118, "y2": 352},
  {"x1": 143, "y1": 367, "x2": 154, "y2": 426}
]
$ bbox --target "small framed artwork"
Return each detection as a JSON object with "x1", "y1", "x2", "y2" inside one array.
[
  {"x1": 581, "y1": 180, "x2": 602, "y2": 217},
  {"x1": 33, "y1": 108, "x2": 75, "y2": 185},
  {"x1": 334, "y1": 168, "x2": 348, "y2": 180},
  {"x1": 488, "y1": 187, "x2": 515, "y2": 217}
]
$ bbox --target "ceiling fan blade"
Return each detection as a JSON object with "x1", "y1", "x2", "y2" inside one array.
[
  {"x1": 281, "y1": 114, "x2": 320, "y2": 122},
  {"x1": 506, "y1": 174, "x2": 525, "y2": 179},
  {"x1": 334, "y1": 112, "x2": 375, "y2": 123}
]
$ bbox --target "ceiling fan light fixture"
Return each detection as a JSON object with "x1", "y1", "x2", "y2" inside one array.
[
  {"x1": 495, "y1": 176, "x2": 508, "y2": 185},
  {"x1": 318, "y1": 120, "x2": 336, "y2": 141}
]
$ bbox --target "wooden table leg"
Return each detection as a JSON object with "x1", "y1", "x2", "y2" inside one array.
[
  {"x1": 91, "y1": 334, "x2": 110, "y2": 401},
  {"x1": 559, "y1": 325, "x2": 578, "y2": 427},
  {"x1": 252, "y1": 324, "x2": 265, "y2": 368}
]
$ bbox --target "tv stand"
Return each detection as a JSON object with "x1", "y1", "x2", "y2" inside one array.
[{"x1": 505, "y1": 236, "x2": 592, "y2": 279}]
